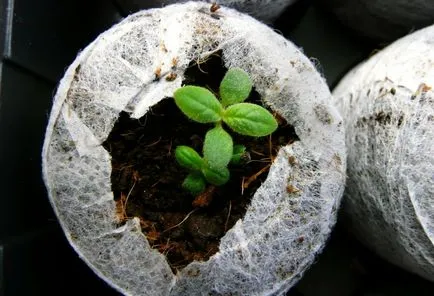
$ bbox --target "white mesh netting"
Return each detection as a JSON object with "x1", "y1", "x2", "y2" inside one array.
[
  {"x1": 332, "y1": 25, "x2": 434, "y2": 281},
  {"x1": 42, "y1": 2, "x2": 346, "y2": 295},
  {"x1": 120, "y1": 0, "x2": 299, "y2": 22}
]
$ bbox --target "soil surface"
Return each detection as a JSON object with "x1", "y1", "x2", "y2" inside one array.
[{"x1": 103, "y1": 54, "x2": 298, "y2": 271}]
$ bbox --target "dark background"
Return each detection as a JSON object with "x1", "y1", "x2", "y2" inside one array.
[{"x1": 0, "y1": 0, "x2": 433, "y2": 295}]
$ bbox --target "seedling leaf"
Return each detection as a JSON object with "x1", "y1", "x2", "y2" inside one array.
[
  {"x1": 223, "y1": 103, "x2": 278, "y2": 136},
  {"x1": 231, "y1": 144, "x2": 248, "y2": 165},
  {"x1": 174, "y1": 86, "x2": 223, "y2": 123},
  {"x1": 202, "y1": 165, "x2": 230, "y2": 186},
  {"x1": 182, "y1": 172, "x2": 206, "y2": 195},
  {"x1": 203, "y1": 125, "x2": 233, "y2": 169},
  {"x1": 220, "y1": 68, "x2": 253, "y2": 107},
  {"x1": 175, "y1": 146, "x2": 203, "y2": 171}
]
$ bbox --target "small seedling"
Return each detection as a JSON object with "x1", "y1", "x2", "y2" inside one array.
[{"x1": 174, "y1": 68, "x2": 278, "y2": 195}]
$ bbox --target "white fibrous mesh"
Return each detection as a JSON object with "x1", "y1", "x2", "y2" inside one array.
[
  {"x1": 42, "y1": 2, "x2": 346, "y2": 295},
  {"x1": 332, "y1": 25, "x2": 434, "y2": 281},
  {"x1": 121, "y1": 0, "x2": 298, "y2": 22}
]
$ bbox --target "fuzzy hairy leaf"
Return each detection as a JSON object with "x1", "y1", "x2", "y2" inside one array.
[
  {"x1": 182, "y1": 172, "x2": 206, "y2": 195},
  {"x1": 223, "y1": 103, "x2": 278, "y2": 136},
  {"x1": 202, "y1": 166, "x2": 230, "y2": 186},
  {"x1": 175, "y1": 146, "x2": 203, "y2": 171},
  {"x1": 231, "y1": 144, "x2": 247, "y2": 165},
  {"x1": 220, "y1": 68, "x2": 253, "y2": 107},
  {"x1": 203, "y1": 126, "x2": 233, "y2": 169},
  {"x1": 174, "y1": 86, "x2": 223, "y2": 123}
]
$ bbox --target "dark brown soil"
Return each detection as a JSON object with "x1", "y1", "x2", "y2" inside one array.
[{"x1": 103, "y1": 53, "x2": 298, "y2": 272}]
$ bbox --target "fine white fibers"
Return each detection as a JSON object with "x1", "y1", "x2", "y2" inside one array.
[
  {"x1": 333, "y1": 25, "x2": 434, "y2": 281},
  {"x1": 42, "y1": 2, "x2": 345, "y2": 295}
]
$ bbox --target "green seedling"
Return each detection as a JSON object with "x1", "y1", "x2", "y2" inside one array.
[
  {"x1": 231, "y1": 144, "x2": 249, "y2": 165},
  {"x1": 174, "y1": 68, "x2": 278, "y2": 195}
]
